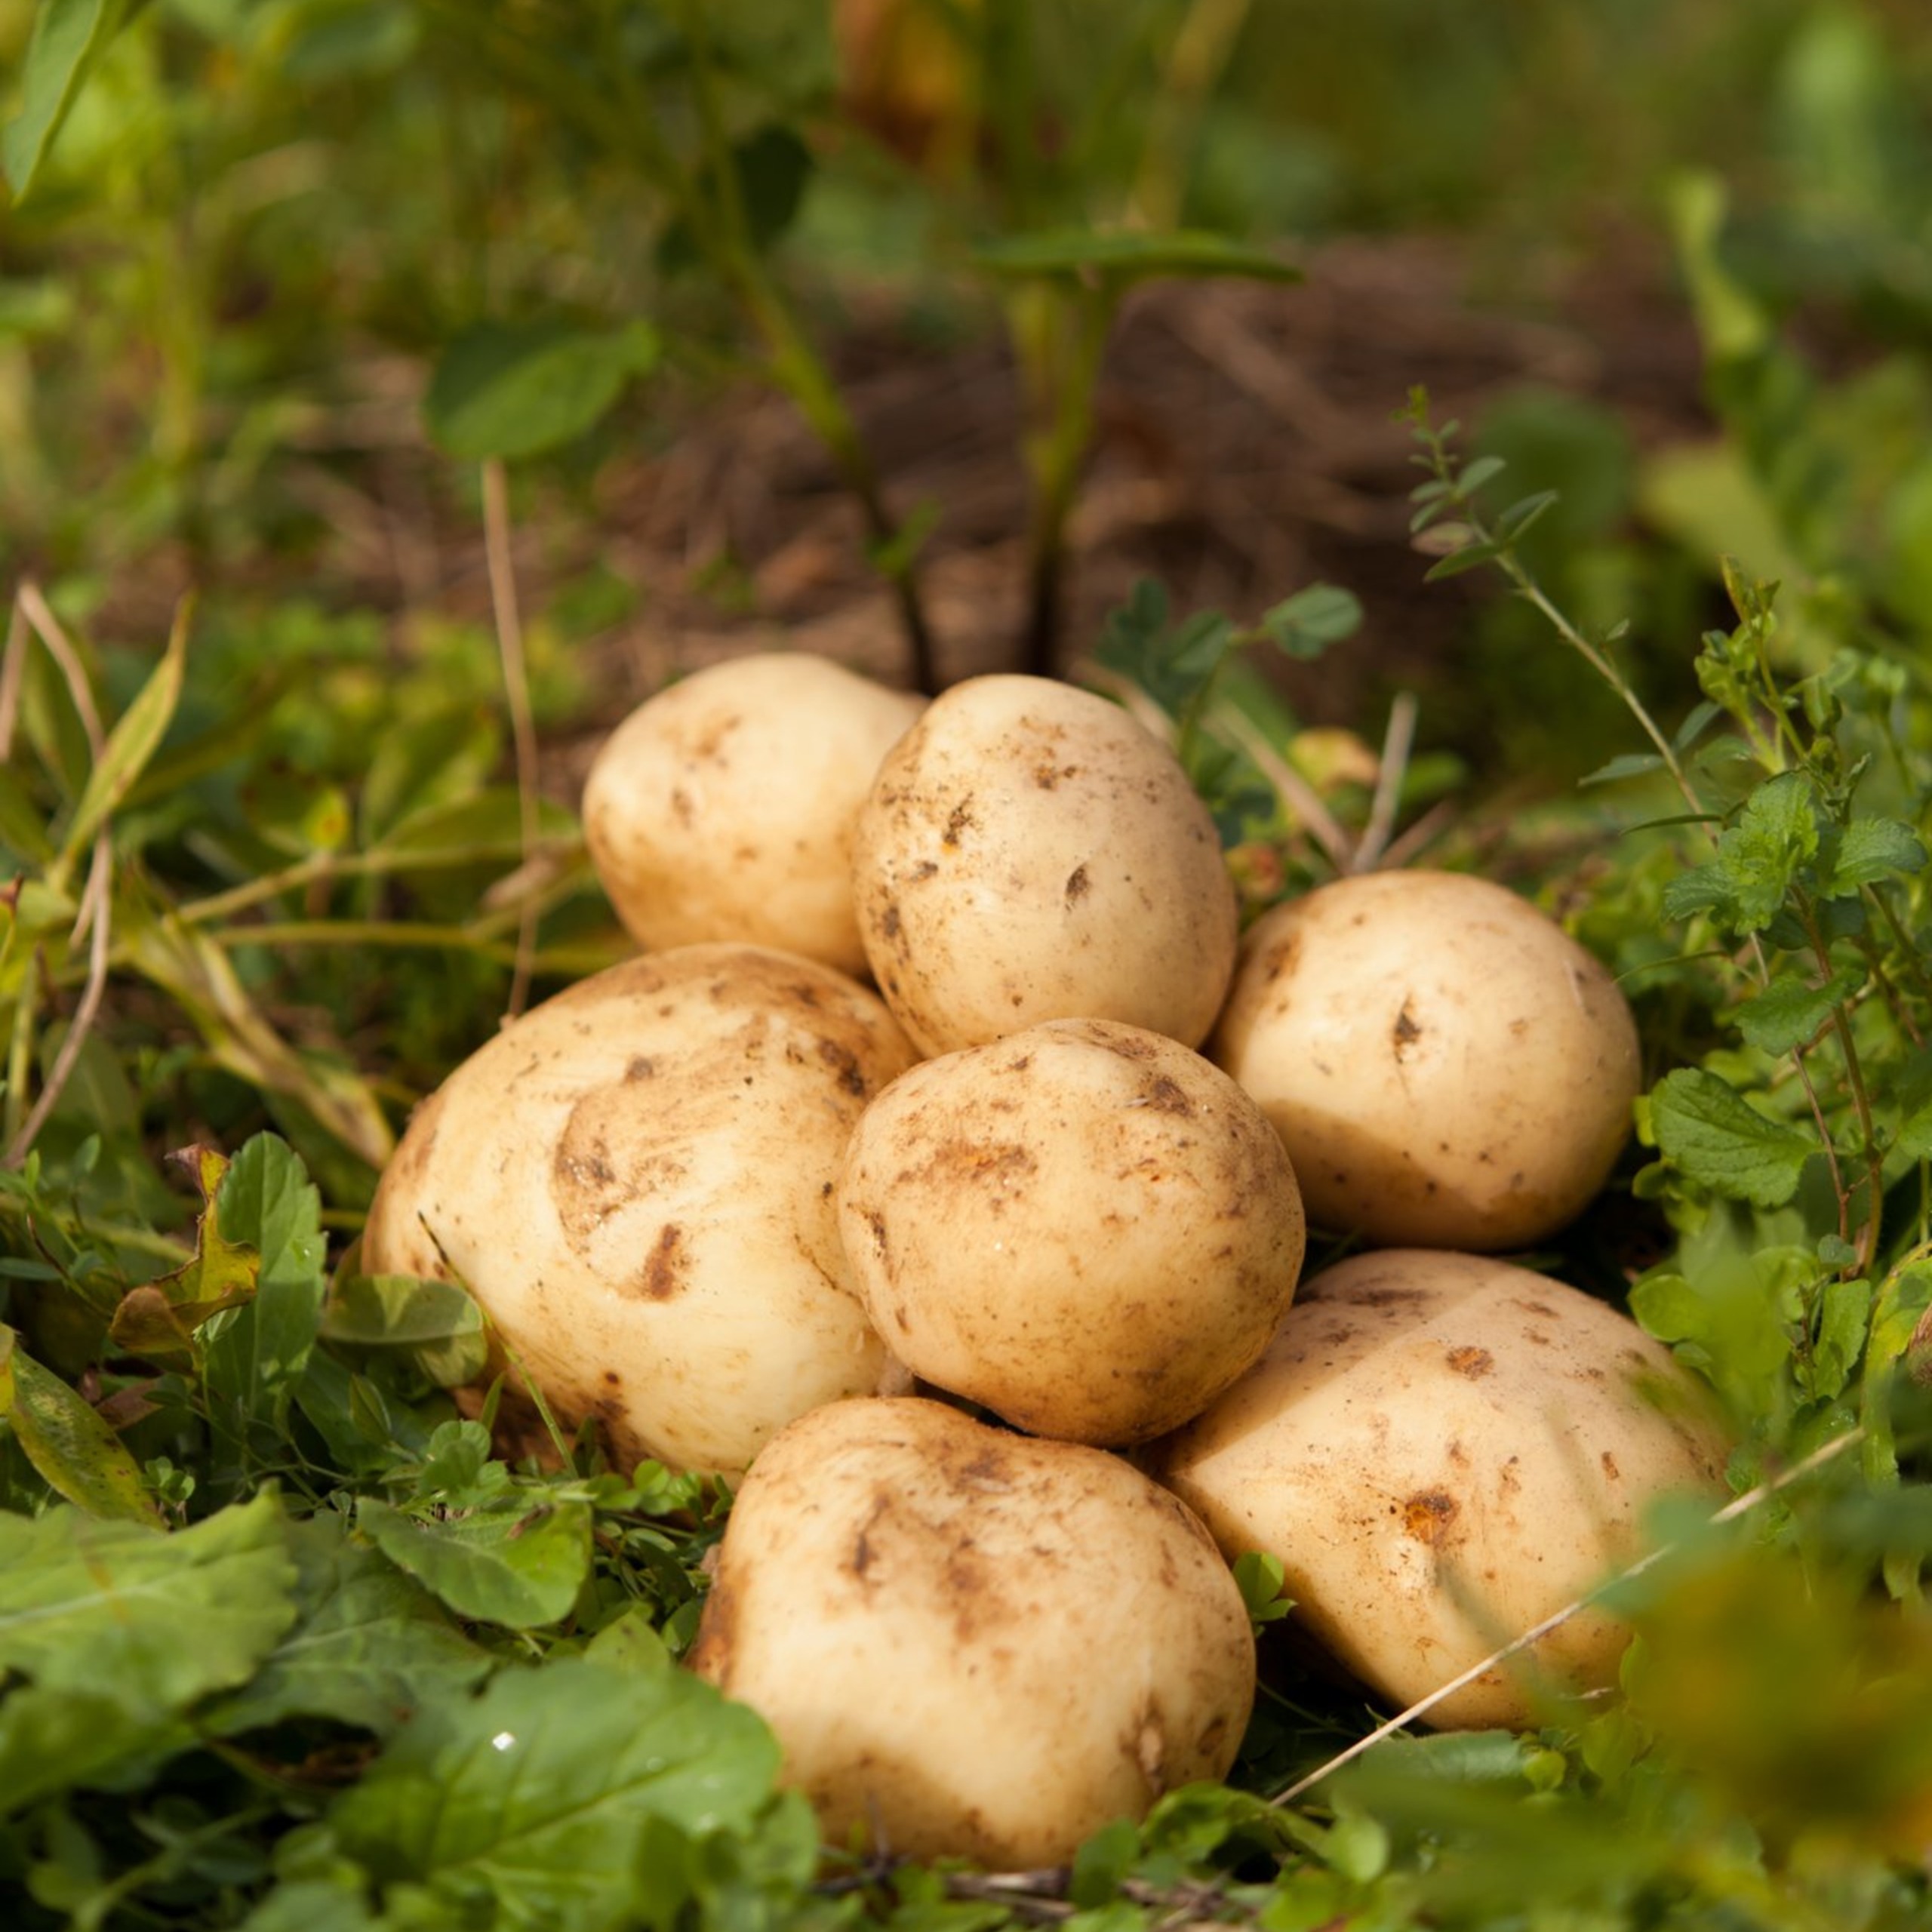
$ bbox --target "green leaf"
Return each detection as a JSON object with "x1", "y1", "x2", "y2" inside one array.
[
  {"x1": 1498, "y1": 488, "x2": 1559, "y2": 537},
  {"x1": 326, "y1": 1658, "x2": 780, "y2": 1927},
  {"x1": 2, "y1": 0, "x2": 152, "y2": 203},
  {"x1": 321, "y1": 1274, "x2": 488, "y2": 1388},
  {"x1": 202, "y1": 1134, "x2": 328, "y2": 1455},
  {"x1": 425, "y1": 320, "x2": 661, "y2": 462},
  {"x1": 1824, "y1": 817, "x2": 1927, "y2": 894},
  {"x1": 1651, "y1": 1067, "x2": 1817, "y2": 1208},
  {"x1": 1810, "y1": 1275, "x2": 1872, "y2": 1402},
  {"x1": 1734, "y1": 967, "x2": 1865, "y2": 1056},
  {"x1": 1580, "y1": 752, "x2": 1666, "y2": 789},
  {"x1": 1231, "y1": 1549, "x2": 1293, "y2": 1624},
  {"x1": 1, "y1": 1324, "x2": 162, "y2": 1525},
  {"x1": 1257, "y1": 583, "x2": 1362, "y2": 661},
  {"x1": 203, "y1": 1519, "x2": 491, "y2": 1741},
  {"x1": 57, "y1": 596, "x2": 188, "y2": 868},
  {"x1": 968, "y1": 227, "x2": 1300, "y2": 286},
  {"x1": 1423, "y1": 539, "x2": 1504, "y2": 582},
  {"x1": 357, "y1": 1494, "x2": 592, "y2": 1629},
  {"x1": 0, "y1": 1493, "x2": 296, "y2": 1810}
]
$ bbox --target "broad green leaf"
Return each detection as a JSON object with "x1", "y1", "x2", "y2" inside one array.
[
  {"x1": 202, "y1": 1134, "x2": 328, "y2": 1455},
  {"x1": 237, "y1": 1881, "x2": 384, "y2": 1932},
  {"x1": 1668, "y1": 171, "x2": 1773, "y2": 365},
  {"x1": 1651, "y1": 1067, "x2": 1817, "y2": 1208},
  {"x1": 0, "y1": 1494, "x2": 296, "y2": 1808},
  {"x1": 204, "y1": 1520, "x2": 490, "y2": 1740},
  {"x1": 2, "y1": 0, "x2": 152, "y2": 203},
  {"x1": 2, "y1": 1325, "x2": 162, "y2": 1525},
  {"x1": 1824, "y1": 817, "x2": 1927, "y2": 894},
  {"x1": 57, "y1": 595, "x2": 189, "y2": 869},
  {"x1": 1734, "y1": 967, "x2": 1865, "y2": 1056},
  {"x1": 969, "y1": 227, "x2": 1299, "y2": 286},
  {"x1": 660, "y1": 125, "x2": 813, "y2": 271},
  {"x1": 327, "y1": 1659, "x2": 780, "y2": 1927},
  {"x1": 1809, "y1": 1275, "x2": 1872, "y2": 1401},
  {"x1": 322, "y1": 1274, "x2": 488, "y2": 1388},
  {"x1": 0, "y1": 767, "x2": 55, "y2": 865},
  {"x1": 1258, "y1": 584, "x2": 1362, "y2": 661},
  {"x1": 1232, "y1": 1549, "x2": 1293, "y2": 1625},
  {"x1": 357, "y1": 1494, "x2": 592, "y2": 1629},
  {"x1": 426, "y1": 320, "x2": 661, "y2": 462}
]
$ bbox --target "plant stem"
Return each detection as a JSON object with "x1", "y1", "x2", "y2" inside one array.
[
  {"x1": 1803, "y1": 897, "x2": 1885, "y2": 1277},
  {"x1": 1014, "y1": 281, "x2": 1115, "y2": 678}
]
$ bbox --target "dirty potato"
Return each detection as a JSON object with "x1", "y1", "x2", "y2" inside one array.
[
  {"x1": 361, "y1": 945, "x2": 918, "y2": 1477},
  {"x1": 688, "y1": 1395, "x2": 1256, "y2": 1867},
  {"x1": 836, "y1": 1018, "x2": 1306, "y2": 1446},
  {"x1": 1153, "y1": 1249, "x2": 1731, "y2": 1730},
  {"x1": 583, "y1": 653, "x2": 924, "y2": 977},
  {"x1": 1210, "y1": 869, "x2": 1641, "y2": 1250},
  {"x1": 852, "y1": 674, "x2": 1238, "y2": 1055}
]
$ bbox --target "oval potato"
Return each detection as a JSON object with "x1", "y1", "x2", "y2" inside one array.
[
  {"x1": 583, "y1": 653, "x2": 924, "y2": 976},
  {"x1": 1211, "y1": 869, "x2": 1641, "y2": 1249},
  {"x1": 853, "y1": 674, "x2": 1238, "y2": 1055},
  {"x1": 1153, "y1": 1249, "x2": 1730, "y2": 1729},
  {"x1": 362, "y1": 946, "x2": 917, "y2": 1477},
  {"x1": 838, "y1": 1018, "x2": 1306, "y2": 1445},
  {"x1": 688, "y1": 1395, "x2": 1256, "y2": 1867}
]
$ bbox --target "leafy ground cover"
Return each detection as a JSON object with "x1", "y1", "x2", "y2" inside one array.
[{"x1": 5, "y1": 1, "x2": 1932, "y2": 1926}]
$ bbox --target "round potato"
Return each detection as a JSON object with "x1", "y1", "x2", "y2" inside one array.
[
  {"x1": 1153, "y1": 1249, "x2": 1730, "y2": 1729},
  {"x1": 852, "y1": 674, "x2": 1238, "y2": 1055},
  {"x1": 688, "y1": 1395, "x2": 1256, "y2": 1867},
  {"x1": 1210, "y1": 869, "x2": 1641, "y2": 1249},
  {"x1": 837, "y1": 1018, "x2": 1306, "y2": 1445},
  {"x1": 583, "y1": 653, "x2": 924, "y2": 976},
  {"x1": 361, "y1": 945, "x2": 918, "y2": 1477}
]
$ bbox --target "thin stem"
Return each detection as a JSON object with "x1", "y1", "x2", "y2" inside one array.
[
  {"x1": 1801, "y1": 897, "x2": 1885, "y2": 1277},
  {"x1": 5, "y1": 833, "x2": 112, "y2": 1168},
  {"x1": 1130, "y1": 0, "x2": 1255, "y2": 230},
  {"x1": 1352, "y1": 691, "x2": 1418, "y2": 873},
  {"x1": 481, "y1": 459, "x2": 540, "y2": 1021}
]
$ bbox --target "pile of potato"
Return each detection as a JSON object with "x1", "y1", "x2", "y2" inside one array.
[{"x1": 364, "y1": 654, "x2": 1730, "y2": 1866}]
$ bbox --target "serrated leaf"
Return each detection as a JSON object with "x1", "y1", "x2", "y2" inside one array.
[
  {"x1": 2, "y1": 1324, "x2": 162, "y2": 1524},
  {"x1": 1651, "y1": 1068, "x2": 1817, "y2": 1208},
  {"x1": 327, "y1": 1658, "x2": 780, "y2": 1927},
  {"x1": 1710, "y1": 770, "x2": 1820, "y2": 932},
  {"x1": 2, "y1": 0, "x2": 152, "y2": 203},
  {"x1": 321, "y1": 1274, "x2": 488, "y2": 1389},
  {"x1": 969, "y1": 227, "x2": 1300, "y2": 285},
  {"x1": 58, "y1": 595, "x2": 188, "y2": 869},
  {"x1": 204, "y1": 1520, "x2": 491, "y2": 1740},
  {"x1": 1825, "y1": 817, "x2": 1927, "y2": 894},
  {"x1": 357, "y1": 1494, "x2": 592, "y2": 1629},
  {"x1": 1734, "y1": 967, "x2": 1865, "y2": 1055},
  {"x1": 426, "y1": 320, "x2": 660, "y2": 462}
]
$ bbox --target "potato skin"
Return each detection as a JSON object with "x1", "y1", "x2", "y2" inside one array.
[
  {"x1": 853, "y1": 675, "x2": 1238, "y2": 1055},
  {"x1": 1210, "y1": 869, "x2": 1641, "y2": 1250},
  {"x1": 1152, "y1": 1250, "x2": 1730, "y2": 1730},
  {"x1": 582, "y1": 653, "x2": 924, "y2": 977},
  {"x1": 837, "y1": 1019, "x2": 1306, "y2": 1445},
  {"x1": 688, "y1": 1396, "x2": 1256, "y2": 1867},
  {"x1": 361, "y1": 946, "x2": 917, "y2": 1477}
]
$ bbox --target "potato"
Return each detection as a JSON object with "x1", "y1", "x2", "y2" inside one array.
[
  {"x1": 1210, "y1": 869, "x2": 1641, "y2": 1250},
  {"x1": 853, "y1": 674, "x2": 1238, "y2": 1055},
  {"x1": 688, "y1": 1395, "x2": 1255, "y2": 1866},
  {"x1": 837, "y1": 1018, "x2": 1306, "y2": 1445},
  {"x1": 361, "y1": 945, "x2": 917, "y2": 1477},
  {"x1": 1153, "y1": 1250, "x2": 1730, "y2": 1730},
  {"x1": 582, "y1": 653, "x2": 924, "y2": 977}
]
